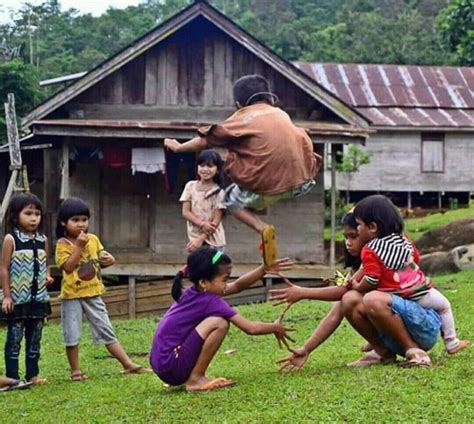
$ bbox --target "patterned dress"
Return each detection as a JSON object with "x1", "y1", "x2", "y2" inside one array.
[{"x1": 0, "y1": 228, "x2": 51, "y2": 320}]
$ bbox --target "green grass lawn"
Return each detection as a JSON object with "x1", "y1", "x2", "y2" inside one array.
[
  {"x1": 324, "y1": 203, "x2": 474, "y2": 243},
  {"x1": 1, "y1": 270, "x2": 473, "y2": 423}
]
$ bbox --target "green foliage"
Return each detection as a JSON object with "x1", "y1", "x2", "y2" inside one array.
[
  {"x1": 336, "y1": 145, "x2": 371, "y2": 174},
  {"x1": 0, "y1": 270, "x2": 472, "y2": 422},
  {"x1": 438, "y1": 0, "x2": 474, "y2": 65},
  {"x1": 0, "y1": 60, "x2": 41, "y2": 143}
]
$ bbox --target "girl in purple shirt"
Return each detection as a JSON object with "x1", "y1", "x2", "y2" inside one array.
[{"x1": 150, "y1": 247, "x2": 294, "y2": 392}]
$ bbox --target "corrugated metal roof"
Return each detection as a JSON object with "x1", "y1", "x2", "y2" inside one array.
[{"x1": 295, "y1": 62, "x2": 474, "y2": 128}]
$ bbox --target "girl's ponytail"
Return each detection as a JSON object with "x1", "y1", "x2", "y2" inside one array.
[{"x1": 171, "y1": 270, "x2": 184, "y2": 302}]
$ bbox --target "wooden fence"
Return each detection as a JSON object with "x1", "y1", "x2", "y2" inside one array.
[{"x1": 47, "y1": 277, "x2": 326, "y2": 323}]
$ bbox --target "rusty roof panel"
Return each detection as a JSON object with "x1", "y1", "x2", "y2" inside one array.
[
  {"x1": 295, "y1": 62, "x2": 474, "y2": 127},
  {"x1": 295, "y1": 63, "x2": 474, "y2": 109},
  {"x1": 359, "y1": 108, "x2": 474, "y2": 127}
]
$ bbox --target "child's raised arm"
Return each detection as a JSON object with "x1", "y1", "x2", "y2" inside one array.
[
  {"x1": 225, "y1": 258, "x2": 294, "y2": 296},
  {"x1": 1, "y1": 235, "x2": 14, "y2": 313},
  {"x1": 270, "y1": 278, "x2": 350, "y2": 306},
  {"x1": 58, "y1": 231, "x2": 89, "y2": 273},
  {"x1": 164, "y1": 137, "x2": 207, "y2": 153}
]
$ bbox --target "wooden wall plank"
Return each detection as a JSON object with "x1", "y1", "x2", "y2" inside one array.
[
  {"x1": 213, "y1": 38, "x2": 226, "y2": 106},
  {"x1": 165, "y1": 43, "x2": 178, "y2": 105},
  {"x1": 145, "y1": 49, "x2": 158, "y2": 105},
  {"x1": 203, "y1": 38, "x2": 214, "y2": 106}
]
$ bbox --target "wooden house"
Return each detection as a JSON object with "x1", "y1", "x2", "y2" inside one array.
[
  {"x1": 1, "y1": 1, "x2": 372, "y2": 317},
  {"x1": 296, "y1": 63, "x2": 474, "y2": 207}
]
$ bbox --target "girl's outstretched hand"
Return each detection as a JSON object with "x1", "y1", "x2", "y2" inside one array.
[
  {"x1": 273, "y1": 317, "x2": 296, "y2": 350},
  {"x1": 263, "y1": 257, "x2": 293, "y2": 275},
  {"x1": 277, "y1": 347, "x2": 309, "y2": 373},
  {"x1": 269, "y1": 277, "x2": 303, "y2": 306},
  {"x1": 2, "y1": 296, "x2": 14, "y2": 314}
]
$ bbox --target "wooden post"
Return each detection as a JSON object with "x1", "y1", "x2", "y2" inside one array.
[
  {"x1": 5, "y1": 93, "x2": 22, "y2": 169},
  {"x1": 59, "y1": 141, "x2": 70, "y2": 199},
  {"x1": 329, "y1": 146, "x2": 337, "y2": 268},
  {"x1": 128, "y1": 276, "x2": 136, "y2": 319},
  {"x1": 264, "y1": 277, "x2": 273, "y2": 301},
  {"x1": 438, "y1": 192, "x2": 442, "y2": 210},
  {"x1": 407, "y1": 191, "x2": 412, "y2": 209},
  {"x1": 0, "y1": 169, "x2": 18, "y2": 224}
]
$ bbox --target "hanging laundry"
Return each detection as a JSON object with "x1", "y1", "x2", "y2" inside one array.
[
  {"x1": 102, "y1": 147, "x2": 131, "y2": 168},
  {"x1": 131, "y1": 147, "x2": 166, "y2": 175}
]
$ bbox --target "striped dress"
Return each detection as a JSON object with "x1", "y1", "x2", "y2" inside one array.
[{"x1": 0, "y1": 228, "x2": 51, "y2": 320}]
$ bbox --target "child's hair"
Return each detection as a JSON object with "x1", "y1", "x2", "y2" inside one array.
[
  {"x1": 172, "y1": 247, "x2": 232, "y2": 302},
  {"x1": 353, "y1": 194, "x2": 404, "y2": 238},
  {"x1": 4, "y1": 193, "x2": 44, "y2": 235},
  {"x1": 196, "y1": 149, "x2": 225, "y2": 188},
  {"x1": 55, "y1": 197, "x2": 90, "y2": 239},
  {"x1": 341, "y1": 211, "x2": 361, "y2": 271},
  {"x1": 233, "y1": 74, "x2": 276, "y2": 106}
]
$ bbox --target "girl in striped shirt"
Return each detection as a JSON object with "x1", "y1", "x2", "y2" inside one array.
[{"x1": 352, "y1": 194, "x2": 468, "y2": 354}]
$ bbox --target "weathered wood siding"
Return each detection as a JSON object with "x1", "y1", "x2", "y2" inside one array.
[
  {"x1": 61, "y1": 154, "x2": 324, "y2": 264},
  {"x1": 59, "y1": 17, "x2": 335, "y2": 123},
  {"x1": 325, "y1": 131, "x2": 474, "y2": 192}
]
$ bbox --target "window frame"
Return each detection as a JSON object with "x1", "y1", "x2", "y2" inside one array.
[{"x1": 420, "y1": 133, "x2": 445, "y2": 174}]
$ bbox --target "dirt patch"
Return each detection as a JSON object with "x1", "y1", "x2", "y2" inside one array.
[{"x1": 415, "y1": 217, "x2": 474, "y2": 254}]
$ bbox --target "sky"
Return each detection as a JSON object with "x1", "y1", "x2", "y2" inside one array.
[{"x1": 0, "y1": 0, "x2": 141, "y2": 22}]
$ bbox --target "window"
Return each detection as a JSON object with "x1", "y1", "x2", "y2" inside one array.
[{"x1": 421, "y1": 133, "x2": 444, "y2": 173}]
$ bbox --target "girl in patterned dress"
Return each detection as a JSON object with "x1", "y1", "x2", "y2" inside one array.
[
  {"x1": 0, "y1": 193, "x2": 53, "y2": 385},
  {"x1": 180, "y1": 149, "x2": 227, "y2": 252}
]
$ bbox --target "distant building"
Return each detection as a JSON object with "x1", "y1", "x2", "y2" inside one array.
[{"x1": 296, "y1": 63, "x2": 474, "y2": 206}]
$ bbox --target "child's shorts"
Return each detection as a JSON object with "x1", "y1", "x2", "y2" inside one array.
[
  {"x1": 153, "y1": 329, "x2": 205, "y2": 386},
  {"x1": 379, "y1": 294, "x2": 441, "y2": 356},
  {"x1": 61, "y1": 297, "x2": 117, "y2": 347},
  {"x1": 224, "y1": 180, "x2": 315, "y2": 213}
]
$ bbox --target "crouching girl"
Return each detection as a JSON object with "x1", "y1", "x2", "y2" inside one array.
[{"x1": 150, "y1": 247, "x2": 294, "y2": 392}]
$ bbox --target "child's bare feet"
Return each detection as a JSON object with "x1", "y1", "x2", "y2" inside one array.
[
  {"x1": 121, "y1": 364, "x2": 152, "y2": 374},
  {"x1": 186, "y1": 375, "x2": 235, "y2": 392},
  {"x1": 70, "y1": 371, "x2": 89, "y2": 382},
  {"x1": 29, "y1": 376, "x2": 49, "y2": 385},
  {"x1": 347, "y1": 350, "x2": 396, "y2": 368},
  {"x1": 360, "y1": 342, "x2": 373, "y2": 352},
  {"x1": 447, "y1": 339, "x2": 470, "y2": 355}
]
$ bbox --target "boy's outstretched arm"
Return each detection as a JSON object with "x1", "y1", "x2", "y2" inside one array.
[
  {"x1": 224, "y1": 258, "x2": 294, "y2": 296},
  {"x1": 269, "y1": 278, "x2": 349, "y2": 305},
  {"x1": 164, "y1": 136, "x2": 207, "y2": 153}
]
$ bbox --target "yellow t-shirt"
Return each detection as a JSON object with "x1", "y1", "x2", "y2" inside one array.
[{"x1": 55, "y1": 233, "x2": 106, "y2": 299}]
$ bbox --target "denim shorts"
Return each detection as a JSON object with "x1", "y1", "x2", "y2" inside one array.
[
  {"x1": 379, "y1": 294, "x2": 441, "y2": 356},
  {"x1": 61, "y1": 297, "x2": 117, "y2": 346},
  {"x1": 224, "y1": 180, "x2": 315, "y2": 213}
]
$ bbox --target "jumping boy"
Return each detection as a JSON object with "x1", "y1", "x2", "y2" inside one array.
[{"x1": 165, "y1": 74, "x2": 321, "y2": 265}]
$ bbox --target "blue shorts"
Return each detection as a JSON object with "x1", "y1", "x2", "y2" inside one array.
[{"x1": 379, "y1": 295, "x2": 441, "y2": 356}]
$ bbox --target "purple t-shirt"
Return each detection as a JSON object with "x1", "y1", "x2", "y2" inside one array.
[{"x1": 150, "y1": 286, "x2": 237, "y2": 372}]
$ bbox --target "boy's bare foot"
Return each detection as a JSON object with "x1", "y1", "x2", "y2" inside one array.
[
  {"x1": 70, "y1": 371, "x2": 89, "y2": 382},
  {"x1": 29, "y1": 376, "x2": 49, "y2": 385},
  {"x1": 186, "y1": 375, "x2": 235, "y2": 392},
  {"x1": 447, "y1": 339, "x2": 470, "y2": 355},
  {"x1": 401, "y1": 348, "x2": 431, "y2": 368},
  {"x1": 347, "y1": 350, "x2": 396, "y2": 368},
  {"x1": 121, "y1": 364, "x2": 152, "y2": 374},
  {"x1": 360, "y1": 342, "x2": 373, "y2": 352}
]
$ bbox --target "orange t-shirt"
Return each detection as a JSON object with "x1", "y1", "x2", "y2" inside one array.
[{"x1": 198, "y1": 103, "x2": 317, "y2": 195}]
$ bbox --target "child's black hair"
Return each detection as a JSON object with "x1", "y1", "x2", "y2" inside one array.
[
  {"x1": 172, "y1": 247, "x2": 232, "y2": 302},
  {"x1": 196, "y1": 149, "x2": 226, "y2": 189},
  {"x1": 341, "y1": 211, "x2": 361, "y2": 271},
  {"x1": 233, "y1": 74, "x2": 275, "y2": 106},
  {"x1": 353, "y1": 194, "x2": 404, "y2": 238},
  {"x1": 4, "y1": 193, "x2": 44, "y2": 235},
  {"x1": 56, "y1": 197, "x2": 90, "y2": 239}
]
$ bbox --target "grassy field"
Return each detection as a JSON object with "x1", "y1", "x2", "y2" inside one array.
[
  {"x1": 0, "y1": 270, "x2": 473, "y2": 423},
  {"x1": 324, "y1": 203, "x2": 474, "y2": 242}
]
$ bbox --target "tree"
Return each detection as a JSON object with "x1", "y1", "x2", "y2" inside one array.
[
  {"x1": 438, "y1": 0, "x2": 474, "y2": 66},
  {"x1": 0, "y1": 59, "x2": 41, "y2": 144},
  {"x1": 336, "y1": 144, "x2": 371, "y2": 203}
]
